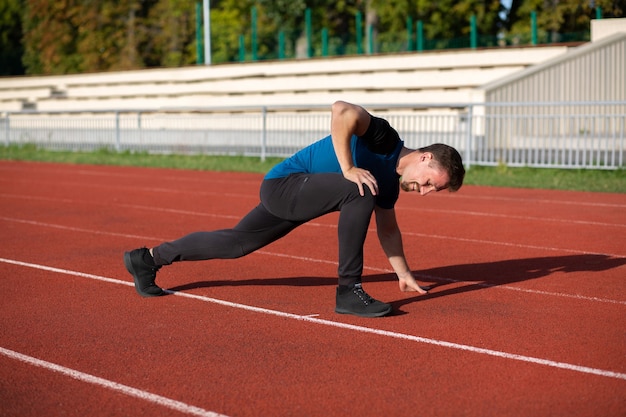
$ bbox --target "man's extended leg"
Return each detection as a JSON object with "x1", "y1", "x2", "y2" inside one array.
[
  {"x1": 152, "y1": 203, "x2": 300, "y2": 265},
  {"x1": 124, "y1": 203, "x2": 300, "y2": 296}
]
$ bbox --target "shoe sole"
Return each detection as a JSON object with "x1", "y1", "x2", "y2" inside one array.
[
  {"x1": 334, "y1": 305, "x2": 392, "y2": 318},
  {"x1": 123, "y1": 252, "x2": 164, "y2": 297}
]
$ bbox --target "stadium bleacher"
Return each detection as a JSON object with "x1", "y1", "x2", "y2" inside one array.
[{"x1": 0, "y1": 46, "x2": 569, "y2": 112}]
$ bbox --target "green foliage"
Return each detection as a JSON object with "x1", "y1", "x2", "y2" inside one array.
[
  {"x1": 508, "y1": 0, "x2": 624, "y2": 44},
  {"x1": 0, "y1": 0, "x2": 25, "y2": 75},
  {"x1": 5, "y1": 0, "x2": 625, "y2": 75}
]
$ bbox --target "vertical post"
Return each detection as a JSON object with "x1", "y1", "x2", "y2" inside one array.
[
  {"x1": 260, "y1": 107, "x2": 267, "y2": 162},
  {"x1": 203, "y1": 0, "x2": 211, "y2": 65},
  {"x1": 4, "y1": 113, "x2": 10, "y2": 146},
  {"x1": 322, "y1": 28, "x2": 328, "y2": 57},
  {"x1": 137, "y1": 112, "x2": 142, "y2": 145},
  {"x1": 356, "y1": 11, "x2": 363, "y2": 54},
  {"x1": 306, "y1": 8, "x2": 313, "y2": 57},
  {"x1": 251, "y1": 6, "x2": 258, "y2": 61},
  {"x1": 465, "y1": 105, "x2": 473, "y2": 169},
  {"x1": 196, "y1": 2, "x2": 203, "y2": 64},
  {"x1": 368, "y1": 24, "x2": 374, "y2": 54},
  {"x1": 415, "y1": 20, "x2": 424, "y2": 51},
  {"x1": 278, "y1": 30, "x2": 285, "y2": 59},
  {"x1": 115, "y1": 111, "x2": 121, "y2": 152},
  {"x1": 531, "y1": 11, "x2": 538, "y2": 45},
  {"x1": 416, "y1": 20, "x2": 424, "y2": 51},
  {"x1": 596, "y1": 7, "x2": 602, "y2": 19},
  {"x1": 406, "y1": 16, "x2": 413, "y2": 51},
  {"x1": 239, "y1": 35, "x2": 245, "y2": 61},
  {"x1": 470, "y1": 14, "x2": 477, "y2": 49}
]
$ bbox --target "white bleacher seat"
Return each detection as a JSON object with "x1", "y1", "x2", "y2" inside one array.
[{"x1": 0, "y1": 45, "x2": 569, "y2": 113}]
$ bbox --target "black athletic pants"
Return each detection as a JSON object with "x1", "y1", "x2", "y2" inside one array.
[{"x1": 152, "y1": 173, "x2": 376, "y2": 287}]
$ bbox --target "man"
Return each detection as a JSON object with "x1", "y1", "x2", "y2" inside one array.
[{"x1": 124, "y1": 101, "x2": 465, "y2": 318}]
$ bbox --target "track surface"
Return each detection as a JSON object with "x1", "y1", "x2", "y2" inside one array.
[{"x1": 1, "y1": 160, "x2": 625, "y2": 417}]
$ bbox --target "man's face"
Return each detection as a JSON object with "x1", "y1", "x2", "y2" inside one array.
[{"x1": 399, "y1": 153, "x2": 450, "y2": 196}]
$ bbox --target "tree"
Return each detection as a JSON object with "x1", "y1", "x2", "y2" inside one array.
[
  {"x1": 15, "y1": 0, "x2": 623, "y2": 75},
  {"x1": 0, "y1": 0, "x2": 25, "y2": 75},
  {"x1": 209, "y1": 0, "x2": 255, "y2": 62},
  {"x1": 140, "y1": 0, "x2": 197, "y2": 67},
  {"x1": 369, "y1": 0, "x2": 503, "y2": 49},
  {"x1": 508, "y1": 0, "x2": 625, "y2": 44},
  {"x1": 74, "y1": 1, "x2": 144, "y2": 72},
  {"x1": 22, "y1": 0, "x2": 83, "y2": 74}
]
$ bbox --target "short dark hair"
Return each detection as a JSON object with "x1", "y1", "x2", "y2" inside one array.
[{"x1": 419, "y1": 143, "x2": 465, "y2": 192}]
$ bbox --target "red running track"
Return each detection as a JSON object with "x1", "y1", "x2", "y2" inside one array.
[{"x1": 0, "y1": 160, "x2": 625, "y2": 417}]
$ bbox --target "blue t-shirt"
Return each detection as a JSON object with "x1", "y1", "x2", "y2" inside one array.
[{"x1": 265, "y1": 135, "x2": 403, "y2": 209}]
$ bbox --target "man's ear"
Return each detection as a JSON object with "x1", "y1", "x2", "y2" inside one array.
[{"x1": 421, "y1": 152, "x2": 433, "y2": 162}]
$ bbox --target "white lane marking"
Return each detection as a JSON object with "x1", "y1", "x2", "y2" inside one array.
[
  {"x1": 3, "y1": 191, "x2": 625, "y2": 228},
  {"x1": 451, "y1": 193, "x2": 626, "y2": 209},
  {"x1": 0, "y1": 347, "x2": 229, "y2": 417},
  {"x1": 2, "y1": 170, "x2": 625, "y2": 209},
  {"x1": 1, "y1": 216, "x2": 624, "y2": 305},
  {"x1": 1, "y1": 257, "x2": 625, "y2": 382},
  {"x1": 399, "y1": 230, "x2": 626, "y2": 259},
  {"x1": 401, "y1": 206, "x2": 626, "y2": 228}
]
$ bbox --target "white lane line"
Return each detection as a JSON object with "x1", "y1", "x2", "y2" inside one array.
[
  {"x1": 450, "y1": 193, "x2": 626, "y2": 209},
  {"x1": 401, "y1": 206, "x2": 626, "y2": 228},
  {"x1": 0, "y1": 347, "x2": 229, "y2": 417},
  {"x1": 1, "y1": 216, "x2": 625, "y2": 305},
  {"x1": 399, "y1": 230, "x2": 626, "y2": 259},
  {"x1": 2, "y1": 210, "x2": 625, "y2": 260},
  {"x1": 3, "y1": 191, "x2": 625, "y2": 228},
  {"x1": 1, "y1": 257, "x2": 625, "y2": 382},
  {"x1": 2, "y1": 172, "x2": 625, "y2": 209}
]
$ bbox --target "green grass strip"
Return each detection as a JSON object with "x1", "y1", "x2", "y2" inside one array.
[{"x1": 1, "y1": 144, "x2": 624, "y2": 193}]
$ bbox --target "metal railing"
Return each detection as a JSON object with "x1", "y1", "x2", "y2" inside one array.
[{"x1": 2, "y1": 102, "x2": 624, "y2": 170}]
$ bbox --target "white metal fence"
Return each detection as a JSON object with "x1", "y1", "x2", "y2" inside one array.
[{"x1": 2, "y1": 102, "x2": 624, "y2": 169}]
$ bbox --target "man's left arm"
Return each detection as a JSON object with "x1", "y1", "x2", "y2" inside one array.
[{"x1": 374, "y1": 206, "x2": 428, "y2": 294}]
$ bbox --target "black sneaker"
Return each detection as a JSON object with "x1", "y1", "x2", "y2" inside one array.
[
  {"x1": 335, "y1": 283, "x2": 392, "y2": 317},
  {"x1": 123, "y1": 248, "x2": 164, "y2": 297}
]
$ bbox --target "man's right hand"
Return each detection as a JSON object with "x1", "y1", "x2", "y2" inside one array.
[{"x1": 344, "y1": 166, "x2": 378, "y2": 196}]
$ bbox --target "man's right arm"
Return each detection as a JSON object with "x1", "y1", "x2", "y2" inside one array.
[{"x1": 330, "y1": 101, "x2": 378, "y2": 196}]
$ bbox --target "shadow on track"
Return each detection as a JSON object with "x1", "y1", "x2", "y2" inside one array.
[
  {"x1": 166, "y1": 254, "x2": 625, "y2": 303},
  {"x1": 387, "y1": 253, "x2": 626, "y2": 309}
]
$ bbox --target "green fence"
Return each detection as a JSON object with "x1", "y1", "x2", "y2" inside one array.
[{"x1": 200, "y1": 7, "x2": 600, "y2": 64}]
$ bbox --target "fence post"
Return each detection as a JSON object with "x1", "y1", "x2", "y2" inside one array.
[
  {"x1": 261, "y1": 107, "x2": 267, "y2": 162},
  {"x1": 465, "y1": 105, "x2": 473, "y2": 169},
  {"x1": 195, "y1": 2, "x2": 203, "y2": 64},
  {"x1": 406, "y1": 16, "x2": 413, "y2": 51},
  {"x1": 322, "y1": 28, "x2": 328, "y2": 57},
  {"x1": 251, "y1": 7, "x2": 258, "y2": 61},
  {"x1": 278, "y1": 30, "x2": 285, "y2": 59},
  {"x1": 137, "y1": 112, "x2": 142, "y2": 146},
  {"x1": 470, "y1": 15, "x2": 477, "y2": 49},
  {"x1": 531, "y1": 11, "x2": 538, "y2": 45},
  {"x1": 306, "y1": 8, "x2": 313, "y2": 58},
  {"x1": 356, "y1": 11, "x2": 363, "y2": 54},
  {"x1": 239, "y1": 35, "x2": 245, "y2": 61},
  {"x1": 115, "y1": 111, "x2": 121, "y2": 151},
  {"x1": 4, "y1": 113, "x2": 9, "y2": 146},
  {"x1": 416, "y1": 20, "x2": 424, "y2": 51}
]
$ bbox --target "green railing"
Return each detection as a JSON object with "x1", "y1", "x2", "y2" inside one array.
[{"x1": 200, "y1": 7, "x2": 601, "y2": 64}]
